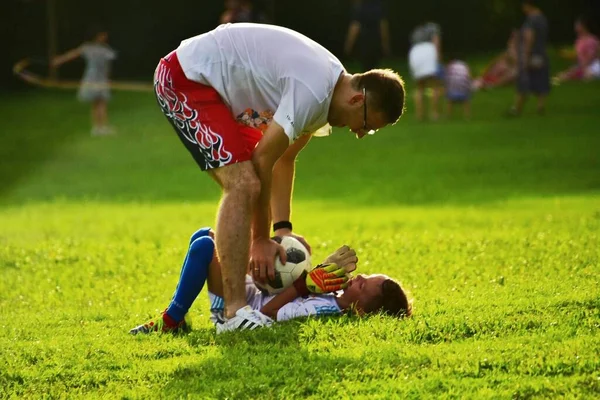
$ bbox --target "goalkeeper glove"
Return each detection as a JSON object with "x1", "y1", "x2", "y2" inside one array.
[
  {"x1": 293, "y1": 263, "x2": 349, "y2": 296},
  {"x1": 323, "y1": 245, "x2": 358, "y2": 273}
]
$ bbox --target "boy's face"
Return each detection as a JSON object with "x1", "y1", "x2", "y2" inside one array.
[{"x1": 339, "y1": 274, "x2": 387, "y2": 313}]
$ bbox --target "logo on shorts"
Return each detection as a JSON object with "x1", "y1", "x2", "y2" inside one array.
[
  {"x1": 236, "y1": 108, "x2": 274, "y2": 132},
  {"x1": 154, "y1": 62, "x2": 232, "y2": 169}
]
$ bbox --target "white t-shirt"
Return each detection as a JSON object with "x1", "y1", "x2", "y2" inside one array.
[
  {"x1": 209, "y1": 275, "x2": 342, "y2": 322},
  {"x1": 175, "y1": 23, "x2": 345, "y2": 143}
]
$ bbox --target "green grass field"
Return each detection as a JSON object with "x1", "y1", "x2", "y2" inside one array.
[{"x1": 1, "y1": 66, "x2": 599, "y2": 399}]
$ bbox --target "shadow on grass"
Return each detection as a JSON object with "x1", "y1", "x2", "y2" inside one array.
[{"x1": 162, "y1": 321, "x2": 367, "y2": 399}]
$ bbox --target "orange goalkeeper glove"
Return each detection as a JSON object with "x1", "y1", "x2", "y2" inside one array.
[{"x1": 293, "y1": 263, "x2": 349, "y2": 296}]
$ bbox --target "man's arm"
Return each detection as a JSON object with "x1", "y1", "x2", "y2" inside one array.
[
  {"x1": 522, "y1": 28, "x2": 535, "y2": 67},
  {"x1": 380, "y1": 19, "x2": 391, "y2": 57},
  {"x1": 250, "y1": 121, "x2": 289, "y2": 281},
  {"x1": 432, "y1": 33, "x2": 442, "y2": 61},
  {"x1": 270, "y1": 133, "x2": 311, "y2": 235},
  {"x1": 252, "y1": 121, "x2": 289, "y2": 239},
  {"x1": 344, "y1": 21, "x2": 361, "y2": 55}
]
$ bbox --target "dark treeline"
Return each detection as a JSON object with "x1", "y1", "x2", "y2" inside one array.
[{"x1": 2, "y1": 0, "x2": 598, "y2": 89}]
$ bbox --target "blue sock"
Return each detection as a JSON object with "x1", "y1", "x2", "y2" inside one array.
[
  {"x1": 174, "y1": 227, "x2": 212, "y2": 284},
  {"x1": 189, "y1": 227, "x2": 212, "y2": 245},
  {"x1": 166, "y1": 235, "x2": 214, "y2": 322}
]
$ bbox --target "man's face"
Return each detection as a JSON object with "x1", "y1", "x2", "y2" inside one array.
[
  {"x1": 340, "y1": 274, "x2": 387, "y2": 312},
  {"x1": 329, "y1": 92, "x2": 388, "y2": 139},
  {"x1": 351, "y1": 106, "x2": 387, "y2": 139}
]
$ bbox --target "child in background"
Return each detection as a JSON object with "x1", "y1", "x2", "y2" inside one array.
[
  {"x1": 555, "y1": 16, "x2": 600, "y2": 83},
  {"x1": 444, "y1": 59, "x2": 473, "y2": 120},
  {"x1": 52, "y1": 27, "x2": 117, "y2": 136}
]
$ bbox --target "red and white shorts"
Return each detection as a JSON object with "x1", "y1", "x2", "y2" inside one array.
[{"x1": 154, "y1": 51, "x2": 263, "y2": 171}]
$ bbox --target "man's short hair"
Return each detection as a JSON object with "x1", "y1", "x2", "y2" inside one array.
[
  {"x1": 354, "y1": 69, "x2": 406, "y2": 125},
  {"x1": 366, "y1": 278, "x2": 413, "y2": 318}
]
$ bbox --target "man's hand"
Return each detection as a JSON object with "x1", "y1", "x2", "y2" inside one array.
[
  {"x1": 323, "y1": 245, "x2": 358, "y2": 273},
  {"x1": 250, "y1": 237, "x2": 287, "y2": 283},
  {"x1": 294, "y1": 263, "x2": 349, "y2": 296},
  {"x1": 273, "y1": 228, "x2": 312, "y2": 254}
]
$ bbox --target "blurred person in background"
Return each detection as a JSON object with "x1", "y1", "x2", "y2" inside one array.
[
  {"x1": 344, "y1": 0, "x2": 391, "y2": 71},
  {"x1": 52, "y1": 26, "x2": 117, "y2": 136},
  {"x1": 444, "y1": 58, "x2": 472, "y2": 120},
  {"x1": 554, "y1": 16, "x2": 600, "y2": 83},
  {"x1": 473, "y1": 29, "x2": 519, "y2": 90},
  {"x1": 220, "y1": 0, "x2": 269, "y2": 24},
  {"x1": 507, "y1": 0, "x2": 550, "y2": 117},
  {"x1": 153, "y1": 23, "x2": 405, "y2": 334},
  {"x1": 220, "y1": 0, "x2": 238, "y2": 24},
  {"x1": 408, "y1": 21, "x2": 443, "y2": 121}
]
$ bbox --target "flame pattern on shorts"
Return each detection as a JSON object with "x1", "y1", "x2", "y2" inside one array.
[{"x1": 154, "y1": 62, "x2": 232, "y2": 169}]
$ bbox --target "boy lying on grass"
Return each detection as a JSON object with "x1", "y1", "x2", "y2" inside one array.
[{"x1": 130, "y1": 228, "x2": 412, "y2": 334}]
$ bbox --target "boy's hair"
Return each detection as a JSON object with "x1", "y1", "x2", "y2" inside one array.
[
  {"x1": 352, "y1": 69, "x2": 406, "y2": 124},
  {"x1": 366, "y1": 278, "x2": 413, "y2": 318}
]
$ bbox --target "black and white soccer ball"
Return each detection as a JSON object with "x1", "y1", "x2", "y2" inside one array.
[{"x1": 254, "y1": 236, "x2": 312, "y2": 295}]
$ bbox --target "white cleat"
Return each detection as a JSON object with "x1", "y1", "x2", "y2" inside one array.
[{"x1": 215, "y1": 305, "x2": 273, "y2": 334}]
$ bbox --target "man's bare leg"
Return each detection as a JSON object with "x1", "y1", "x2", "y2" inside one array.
[
  {"x1": 210, "y1": 161, "x2": 260, "y2": 318},
  {"x1": 536, "y1": 95, "x2": 546, "y2": 115},
  {"x1": 515, "y1": 93, "x2": 527, "y2": 114}
]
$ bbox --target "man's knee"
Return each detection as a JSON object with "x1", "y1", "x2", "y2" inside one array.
[
  {"x1": 215, "y1": 162, "x2": 261, "y2": 202},
  {"x1": 235, "y1": 172, "x2": 261, "y2": 203}
]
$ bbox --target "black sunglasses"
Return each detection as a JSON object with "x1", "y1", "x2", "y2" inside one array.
[{"x1": 362, "y1": 87, "x2": 376, "y2": 135}]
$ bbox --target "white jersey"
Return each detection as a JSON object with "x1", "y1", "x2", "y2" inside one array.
[
  {"x1": 175, "y1": 23, "x2": 345, "y2": 143},
  {"x1": 209, "y1": 276, "x2": 342, "y2": 323}
]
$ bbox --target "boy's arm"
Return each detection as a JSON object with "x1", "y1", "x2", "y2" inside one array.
[
  {"x1": 260, "y1": 284, "x2": 301, "y2": 320},
  {"x1": 260, "y1": 264, "x2": 349, "y2": 320},
  {"x1": 52, "y1": 46, "x2": 83, "y2": 67}
]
